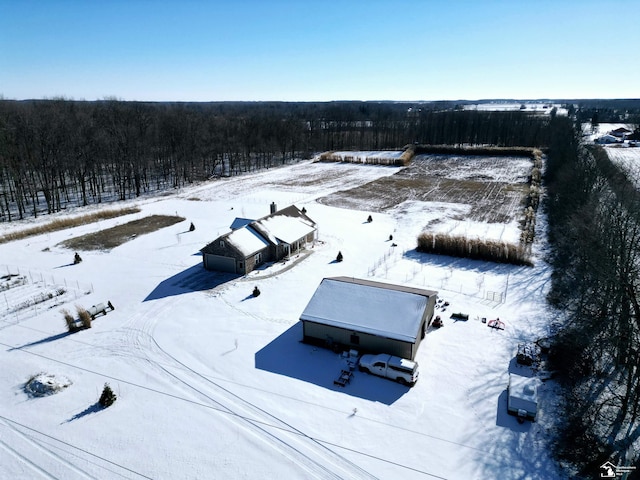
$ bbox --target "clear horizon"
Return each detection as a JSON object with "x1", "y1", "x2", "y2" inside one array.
[{"x1": 1, "y1": 0, "x2": 638, "y2": 102}]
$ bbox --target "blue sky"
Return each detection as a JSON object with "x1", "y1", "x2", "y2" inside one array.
[{"x1": 1, "y1": 0, "x2": 638, "y2": 102}]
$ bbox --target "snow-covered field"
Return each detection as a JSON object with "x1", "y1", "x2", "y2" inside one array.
[
  {"x1": 0, "y1": 159, "x2": 561, "y2": 479},
  {"x1": 463, "y1": 102, "x2": 567, "y2": 115},
  {"x1": 605, "y1": 146, "x2": 640, "y2": 187}
]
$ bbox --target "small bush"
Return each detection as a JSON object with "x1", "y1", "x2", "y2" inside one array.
[
  {"x1": 252, "y1": 286, "x2": 261, "y2": 297},
  {"x1": 99, "y1": 383, "x2": 117, "y2": 407},
  {"x1": 336, "y1": 251, "x2": 343, "y2": 262},
  {"x1": 76, "y1": 305, "x2": 92, "y2": 329}
]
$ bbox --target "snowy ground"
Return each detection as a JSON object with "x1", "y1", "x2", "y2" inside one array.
[
  {"x1": 0, "y1": 159, "x2": 561, "y2": 479},
  {"x1": 463, "y1": 102, "x2": 567, "y2": 115},
  {"x1": 604, "y1": 146, "x2": 640, "y2": 188}
]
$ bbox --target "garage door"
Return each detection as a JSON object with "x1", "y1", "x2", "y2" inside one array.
[{"x1": 204, "y1": 254, "x2": 236, "y2": 273}]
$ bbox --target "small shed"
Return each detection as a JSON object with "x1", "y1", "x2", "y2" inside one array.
[
  {"x1": 507, "y1": 374, "x2": 539, "y2": 421},
  {"x1": 299, "y1": 277, "x2": 437, "y2": 360}
]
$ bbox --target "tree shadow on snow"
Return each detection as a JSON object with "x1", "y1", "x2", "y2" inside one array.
[
  {"x1": 495, "y1": 390, "x2": 532, "y2": 432},
  {"x1": 144, "y1": 264, "x2": 239, "y2": 301},
  {"x1": 255, "y1": 323, "x2": 408, "y2": 405},
  {"x1": 9, "y1": 331, "x2": 71, "y2": 350},
  {"x1": 508, "y1": 356, "x2": 537, "y2": 377},
  {"x1": 64, "y1": 402, "x2": 103, "y2": 423},
  {"x1": 403, "y1": 248, "x2": 518, "y2": 275}
]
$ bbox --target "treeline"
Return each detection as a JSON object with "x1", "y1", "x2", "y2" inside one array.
[
  {"x1": 0, "y1": 99, "x2": 555, "y2": 221},
  {"x1": 571, "y1": 98, "x2": 640, "y2": 125},
  {"x1": 545, "y1": 116, "x2": 640, "y2": 476}
]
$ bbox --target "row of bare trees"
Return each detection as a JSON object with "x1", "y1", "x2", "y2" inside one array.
[
  {"x1": 546, "y1": 117, "x2": 640, "y2": 476},
  {"x1": 0, "y1": 99, "x2": 556, "y2": 221}
]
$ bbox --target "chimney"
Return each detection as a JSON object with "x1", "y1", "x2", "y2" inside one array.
[{"x1": 270, "y1": 202, "x2": 277, "y2": 214}]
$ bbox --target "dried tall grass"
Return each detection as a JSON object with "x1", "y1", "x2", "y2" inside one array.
[
  {"x1": 417, "y1": 232, "x2": 532, "y2": 266},
  {"x1": 0, "y1": 207, "x2": 141, "y2": 244},
  {"x1": 61, "y1": 309, "x2": 75, "y2": 332},
  {"x1": 76, "y1": 305, "x2": 92, "y2": 329},
  {"x1": 414, "y1": 144, "x2": 539, "y2": 159},
  {"x1": 317, "y1": 151, "x2": 409, "y2": 166}
]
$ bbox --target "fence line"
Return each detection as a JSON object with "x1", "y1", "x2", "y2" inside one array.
[
  {"x1": 1, "y1": 264, "x2": 94, "y2": 323},
  {"x1": 365, "y1": 250, "x2": 507, "y2": 303}
]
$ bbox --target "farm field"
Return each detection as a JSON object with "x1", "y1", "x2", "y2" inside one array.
[
  {"x1": 0, "y1": 155, "x2": 561, "y2": 479},
  {"x1": 604, "y1": 145, "x2": 640, "y2": 187},
  {"x1": 318, "y1": 154, "x2": 533, "y2": 243}
]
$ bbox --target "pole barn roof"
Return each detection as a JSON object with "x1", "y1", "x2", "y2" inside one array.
[{"x1": 300, "y1": 277, "x2": 437, "y2": 343}]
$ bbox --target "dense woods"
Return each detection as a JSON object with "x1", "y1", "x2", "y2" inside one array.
[
  {"x1": 546, "y1": 116, "x2": 640, "y2": 477},
  {"x1": 0, "y1": 99, "x2": 555, "y2": 222}
]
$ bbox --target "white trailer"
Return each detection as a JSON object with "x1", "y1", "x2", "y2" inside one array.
[{"x1": 507, "y1": 373, "x2": 539, "y2": 421}]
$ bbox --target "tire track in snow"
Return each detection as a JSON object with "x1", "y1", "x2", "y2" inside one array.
[
  {"x1": 150, "y1": 334, "x2": 378, "y2": 480},
  {"x1": 123, "y1": 295, "x2": 377, "y2": 480},
  {"x1": 0, "y1": 435, "x2": 59, "y2": 480},
  {"x1": 0, "y1": 416, "x2": 144, "y2": 480},
  {"x1": 0, "y1": 417, "x2": 96, "y2": 480}
]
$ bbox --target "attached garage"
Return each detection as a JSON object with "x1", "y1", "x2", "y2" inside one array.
[
  {"x1": 203, "y1": 254, "x2": 236, "y2": 273},
  {"x1": 300, "y1": 277, "x2": 437, "y2": 360}
]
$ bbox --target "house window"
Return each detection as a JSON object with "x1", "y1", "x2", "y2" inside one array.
[
  {"x1": 350, "y1": 334, "x2": 360, "y2": 345},
  {"x1": 220, "y1": 240, "x2": 225, "y2": 248},
  {"x1": 238, "y1": 262, "x2": 243, "y2": 269},
  {"x1": 255, "y1": 252, "x2": 262, "y2": 264}
]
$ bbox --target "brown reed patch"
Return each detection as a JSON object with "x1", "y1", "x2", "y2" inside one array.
[{"x1": 0, "y1": 207, "x2": 141, "y2": 244}]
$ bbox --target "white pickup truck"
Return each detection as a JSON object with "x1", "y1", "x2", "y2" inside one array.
[{"x1": 358, "y1": 354, "x2": 419, "y2": 386}]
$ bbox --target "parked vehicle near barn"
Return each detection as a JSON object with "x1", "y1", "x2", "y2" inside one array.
[{"x1": 358, "y1": 354, "x2": 419, "y2": 386}]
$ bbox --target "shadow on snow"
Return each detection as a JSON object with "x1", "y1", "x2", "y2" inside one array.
[
  {"x1": 144, "y1": 263, "x2": 239, "y2": 301},
  {"x1": 403, "y1": 248, "x2": 522, "y2": 275},
  {"x1": 64, "y1": 402, "x2": 103, "y2": 423},
  {"x1": 9, "y1": 331, "x2": 71, "y2": 351},
  {"x1": 255, "y1": 323, "x2": 408, "y2": 405}
]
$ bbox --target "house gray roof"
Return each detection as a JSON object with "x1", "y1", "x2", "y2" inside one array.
[{"x1": 300, "y1": 277, "x2": 437, "y2": 343}]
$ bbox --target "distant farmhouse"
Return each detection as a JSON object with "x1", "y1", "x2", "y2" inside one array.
[
  {"x1": 201, "y1": 203, "x2": 317, "y2": 275},
  {"x1": 610, "y1": 127, "x2": 632, "y2": 138},
  {"x1": 595, "y1": 126, "x2": 637, "y2": 145},
  {"x1": 300, "y1": 277, "x2": 438, "y2": 360}
]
